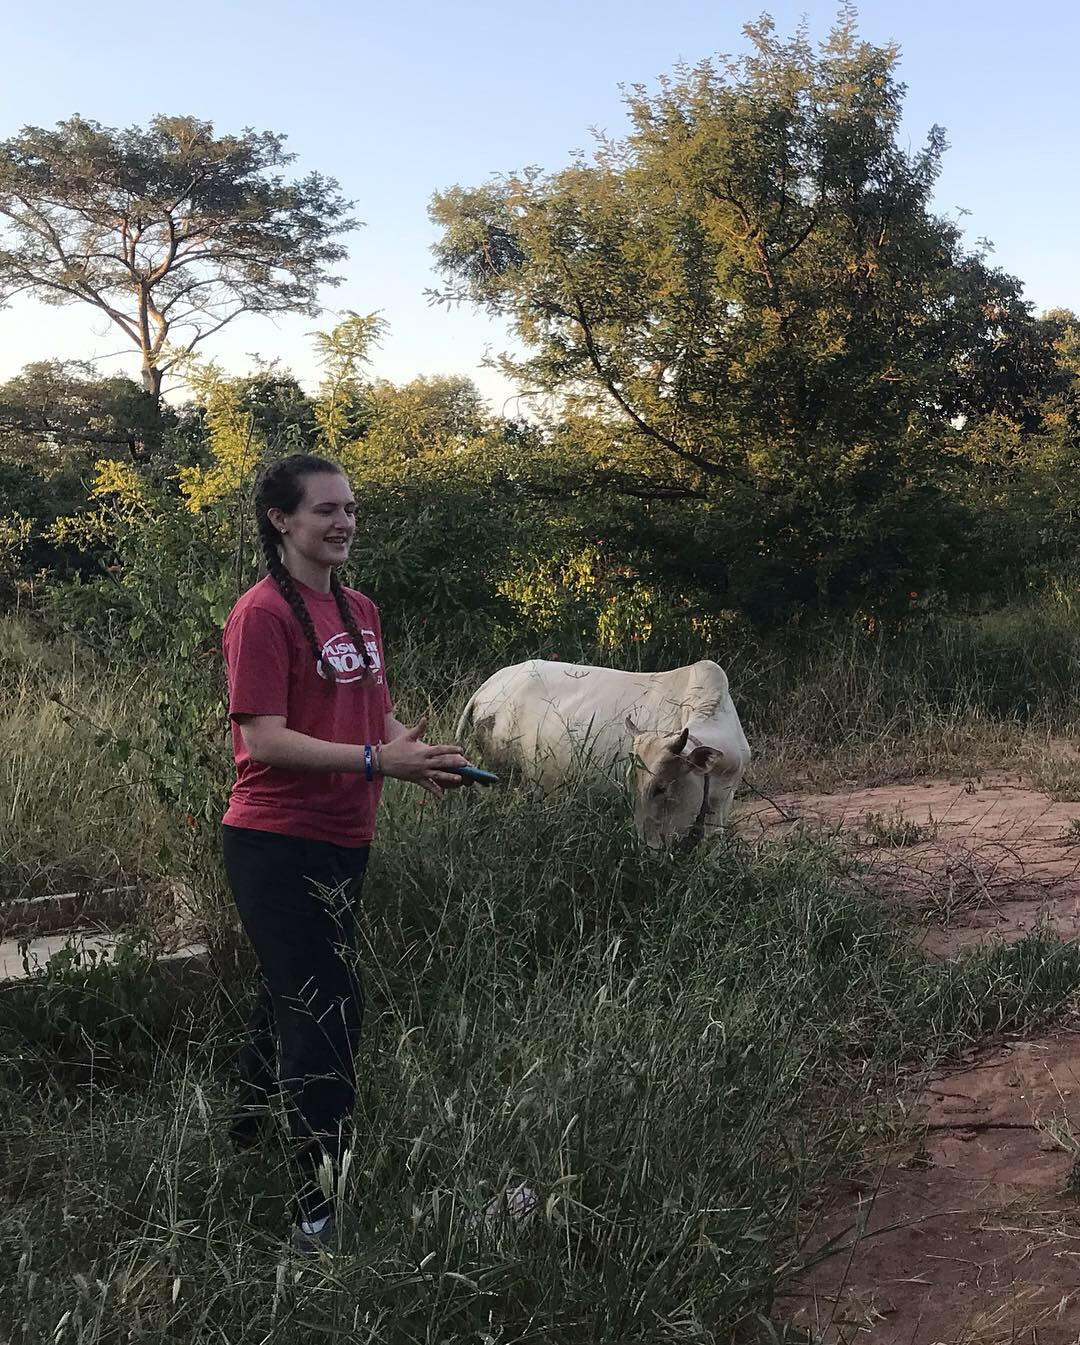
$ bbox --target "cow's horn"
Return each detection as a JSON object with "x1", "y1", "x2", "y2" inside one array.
[{"x1": 668, "y1": 727, "x2": 690, "y2": 755}]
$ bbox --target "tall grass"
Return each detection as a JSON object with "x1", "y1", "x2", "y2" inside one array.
[
  {"x1": 4, "y1": 786, "x2": 1080, "y2": 1342},
  {"x1": 5, "y1": 603, "x2": 1080, "y2": 1338},
  {"x1": 0, "y1": 621, "x2": 167, "y2": 902},
  {"x1": 6, "y1": 596, "x2": 1080, "y2": 903},
  {"x1": 715, "y1": 598, "x2": 1080, "y2": 790}
]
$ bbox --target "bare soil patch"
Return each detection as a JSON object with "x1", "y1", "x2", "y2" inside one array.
[
  {"x1": 742, "y1": 776, "x2": 1080, "y2": 1340},
  {"x1": 737, "y1": 775, "x2": 1080, "y2": 955},
  {"x1": 784, "y1": 1029, "x2": 1080, "y2": 1343}
]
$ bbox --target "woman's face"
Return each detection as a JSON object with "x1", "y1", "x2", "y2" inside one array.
[{"x1": 272, "y1": 472, "x2": 356, "y2": 572}]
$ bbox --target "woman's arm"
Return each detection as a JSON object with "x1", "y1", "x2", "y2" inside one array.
[
  {"x1": 238, "y1": 714, "x2": 467, "y2": 796},
  {"x1": 237, "y1": 716, "x2": 367, "y2": 773}
]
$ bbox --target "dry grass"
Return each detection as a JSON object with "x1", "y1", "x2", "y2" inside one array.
[{"x1": 0, "y1": 621, "x2": 167, "y2": 901}]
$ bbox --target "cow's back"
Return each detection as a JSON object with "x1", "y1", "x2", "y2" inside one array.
[{"x1": 459, "y1": 658, "x2": 740, "y2": 787}]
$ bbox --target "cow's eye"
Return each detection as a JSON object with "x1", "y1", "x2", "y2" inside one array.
[{"x1": 652, "y1": 782, "x2": 667, "y2": 797}]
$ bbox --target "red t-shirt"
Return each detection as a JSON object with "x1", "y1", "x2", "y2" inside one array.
[{"x1": 222, "y1": 576, "x2": 392, "y2": 846}]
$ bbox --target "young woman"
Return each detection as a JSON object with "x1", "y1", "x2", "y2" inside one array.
[{"x1": 221, "y1": 452, "x2": 467, "y2": 1252}]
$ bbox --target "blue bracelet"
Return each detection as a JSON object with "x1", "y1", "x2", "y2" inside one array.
[{"x1": 364, "y1": 743, "x2": 373, "y2": 782}]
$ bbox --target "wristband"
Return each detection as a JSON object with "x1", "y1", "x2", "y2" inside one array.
[{"x1": 364, "y1": 743, "x2": 374, "y2": 782}]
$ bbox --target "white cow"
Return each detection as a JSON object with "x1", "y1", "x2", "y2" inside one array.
[{"x1": 455, "y1": 659, "x2": 751, "y2": 847}]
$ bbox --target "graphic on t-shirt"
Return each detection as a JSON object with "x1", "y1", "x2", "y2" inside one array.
[{"x1": 318, "y1": 628, "x2": 383, "y2": 683}]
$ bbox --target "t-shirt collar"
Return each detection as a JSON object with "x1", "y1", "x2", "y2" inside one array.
[{"x1": 291, "y1": 575, "x2": 339, "y2": 603}]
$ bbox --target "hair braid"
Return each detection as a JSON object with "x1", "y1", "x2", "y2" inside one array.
[
  {"x1": 329, "y1": 571, "x2": 371, "y2": 677},
  {"x1": 257, "y1": 520, "x2": 325, "y2": 672},
  {"x1": 253, "y1": 453, "x2": 369, "y2": 683}
]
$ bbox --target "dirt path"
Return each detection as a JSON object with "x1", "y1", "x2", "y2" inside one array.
[
  {"x1": 734, "y1": 777, "x2": 1080, "y2": 1342},
  {"x1": 785, "y1": 1031, "x2": 1080, "y2": 1343},
  {"x1": 738, "y1": 774, "x2": 1080, "y2": 956}
]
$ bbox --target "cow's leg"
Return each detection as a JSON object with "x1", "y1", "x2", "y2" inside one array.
[{"x1": 702, "y1": 780, "x2": 739, "y2": 831}]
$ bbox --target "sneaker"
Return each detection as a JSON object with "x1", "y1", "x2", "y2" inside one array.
[
  {"x1": 463, "y1": 1176, "x2": 539, "y2": 1238},
  {"x1": 289, "y1": 1212, "x2": 338, "y2": 1255}
]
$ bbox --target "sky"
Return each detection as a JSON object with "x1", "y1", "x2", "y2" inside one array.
[{"x1": 0, "y1": 0, "x2": 1075, "y2": 412}]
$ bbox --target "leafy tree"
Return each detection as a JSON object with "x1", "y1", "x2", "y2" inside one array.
[
  {"x1": 0, "y1": 114, "x2": 354, "y2": 404},
  {"x1": 363, "y1": 374, "x2": 490, "y2": 459},
  {"x1": 429, "y1": 10, "x2": 1053, "y2": 619},
  {"x1": 311, "y1": 311, "x2": 385, "y2": 452},
  {"x1": 179, "y1": 369, "x2": 321, "y2": 462},
  {"x1": 0, "y1": 360, "x2": 166, "y2": 465}
]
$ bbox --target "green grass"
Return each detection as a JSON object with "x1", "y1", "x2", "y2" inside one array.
[
  {"x1": 7, "y1": 594, "x2": 1080, "y2": 902},
  {"x1": 0, "y1": 621, "x2": 169, "y2": 902},
  {"x1": 4, "y1": 602, "x2": 1080, "y2": 1338},
  {"x1": 722, "y1": 600, "x2": 1080, "y2": 793},
  {"x1": 861, "y1": 810, "x2": 933, "y2": 848},
  {"x1": 3, "y1": 779, "x2": 1080, "y2": 1342}
]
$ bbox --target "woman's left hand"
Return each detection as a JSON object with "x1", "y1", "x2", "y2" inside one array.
[{"x1": 378, "y1": 716, "x2": 470, "y2": 798}]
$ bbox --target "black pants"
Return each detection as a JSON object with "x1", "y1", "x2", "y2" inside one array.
[{"x1": 222, "y1": 824, "x2": 369, "y2": 1221}]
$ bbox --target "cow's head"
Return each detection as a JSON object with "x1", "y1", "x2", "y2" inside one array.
[{"x1": 624, "y1": 716, "x2": 725, "y2": 849}]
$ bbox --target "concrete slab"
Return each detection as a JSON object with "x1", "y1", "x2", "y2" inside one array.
[{"x1": 0, "y1": 930, "x2": 208, "y2": 983}]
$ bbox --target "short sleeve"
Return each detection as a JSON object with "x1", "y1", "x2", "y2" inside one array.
[{"x1": 223, "y1": 603, "x2": 292, "y2": 719}]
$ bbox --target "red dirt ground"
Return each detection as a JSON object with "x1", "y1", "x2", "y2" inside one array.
[
  {"x1": 738, "y1": 775, "x2": 1080, "y2": 956},
  {"x1": 734, "y1": 777, "x2": 1080, "y2": 1343}
]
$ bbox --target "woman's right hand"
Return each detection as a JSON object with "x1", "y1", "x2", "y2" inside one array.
[{"x1": 377, "y1": 717, "x2": 469, "y2": 798}]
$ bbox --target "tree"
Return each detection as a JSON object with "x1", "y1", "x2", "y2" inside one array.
[
  {"x1": 0, "y1": 360, "x2": 167, "y2": 465},
  {"x1": 429, "y1": 11, "x2": 1053, "y2": 619},
  {"x1": 363, "y1": 374, "x2": 490, "y2": 459},
  {"x1": 311, "y1": 311, "x2": 385, "y2": 452},
  {"x1": 0, "y1": 114, "x2": 354, "y2": 404}
]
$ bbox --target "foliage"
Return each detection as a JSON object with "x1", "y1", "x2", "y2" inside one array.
[
  {"x1": 0, "y1": 360, "x2": 167, "y2": 465},
  {"x1": 0, "y1": 114, "x2": 354, "y2": 400},
  {"x1": 31, "y1": 323, "x2": 616, "y2": 650},
  {"x1": 312, "y1": 310, "x2": 386, "y2": 452},
  {"x1": 429, "y1": 12, "x2": 1060, "y2": 620},
  {"x1": 4, "y1": 18, "x2": 1080, "y2": 641},
  {"x1": 362, "y1": 373, "x2": 491, "y2": 460},
  {"x1": 0, "y1": 512, "x2": 31, "y2": 603},
  {"x1": 341, "y1": 442, "x2": 530, "y2": 637},
  {"x1": 5, "y1": 934, "x2": 167, "y2": 1068}
]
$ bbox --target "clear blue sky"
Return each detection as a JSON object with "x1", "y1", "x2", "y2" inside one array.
[{"x1": 0, "y1": 0, "x2": 1073, "y2": 411}]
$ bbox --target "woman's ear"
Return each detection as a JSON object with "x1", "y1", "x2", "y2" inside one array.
[{"x1": 267, "y1": 507, "x2": 288, "y2": 536}]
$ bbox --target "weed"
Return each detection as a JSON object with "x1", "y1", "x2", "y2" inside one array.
[{"x1": 863, "y1": 809, "x2": 934, "y2": 848}]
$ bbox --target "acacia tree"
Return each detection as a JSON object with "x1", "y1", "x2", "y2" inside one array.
[
  {"x1": 429, "y1": 12, "x2": 1053, "y2": 617},
  {"x1": 0, "y1": 114, "x2": 354, "y2": 404}
]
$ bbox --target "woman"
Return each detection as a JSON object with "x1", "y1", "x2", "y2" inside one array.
[{"x1": 221, "y1": 452, "x2": 467, "y2": 1252}]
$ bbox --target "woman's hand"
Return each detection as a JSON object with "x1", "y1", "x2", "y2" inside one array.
[{"x1": 377, "y1": 717, "x2": 469, "y2": 798}]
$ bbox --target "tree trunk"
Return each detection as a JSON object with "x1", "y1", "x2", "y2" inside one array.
[
  {"x1": 134, "y1": 360, "x2": 164, "y2": 460},
  {"x1": 141, "y1": 361, "x2": 163, "y2": 405}
]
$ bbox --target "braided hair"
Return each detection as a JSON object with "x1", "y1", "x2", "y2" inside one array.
[{"x1": 254, "y1": 453, "x2": 370, "y2": 682}]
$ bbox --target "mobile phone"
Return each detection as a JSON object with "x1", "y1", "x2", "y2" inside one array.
[{"x1": 451, "y1": 764, "x2": 501, "y2": 786}]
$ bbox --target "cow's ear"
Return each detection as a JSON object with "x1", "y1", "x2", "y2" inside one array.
[
  {"x1": 625, "y1": 715, "x2": 642, "y2": 737},
  {"x1": 688, "y1": 744, "x2": 723, "y2": 772},
  {"x1": 666, "y1": 727, "x2": 690, "y2": 755}
]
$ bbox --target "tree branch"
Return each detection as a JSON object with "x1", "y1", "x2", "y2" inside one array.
[
  {"x1": 156, "y1": 304, "x2": 252, "y2": 373},
  {"x1": 557, "y1": 271, "x2": 729, "y2": 480},
  {"x1": 1, "y1": 260, "x2": 141, "y2": 344}
]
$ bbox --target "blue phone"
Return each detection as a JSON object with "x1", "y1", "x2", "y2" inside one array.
[{"x1": 452, "y1": 764, "x2": 501, "y2": 786}]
